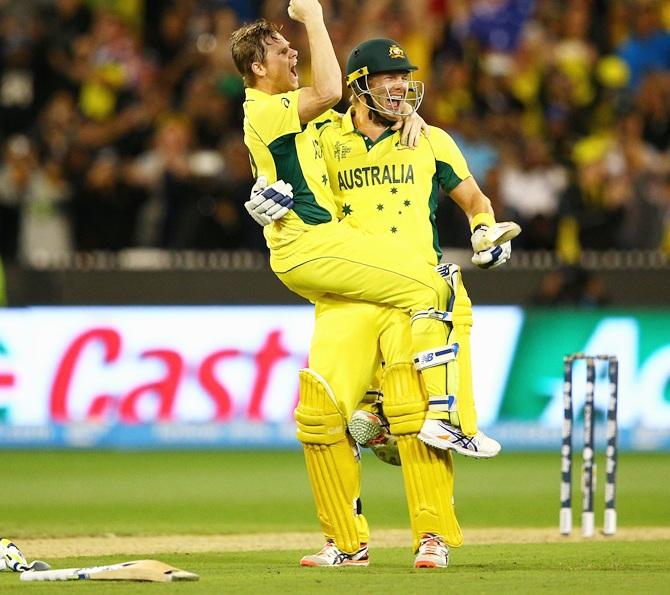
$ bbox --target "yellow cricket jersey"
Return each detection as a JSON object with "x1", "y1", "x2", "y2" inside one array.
[
  {"x1": 242, "y1": 88, "x2": 338, "y2": 248},
  {"x1": 319, "y1": 109, "x2": 471, "y2": 265}
]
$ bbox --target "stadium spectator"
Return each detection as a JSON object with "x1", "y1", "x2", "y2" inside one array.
[
  {"x1": 637, "y1": 72, "x2": 670, "y2": 151},
  {"x1": 532, "y1": 265, "x2": 610, "y2": 307},
  {"x1": 72, "y1": 147, "x2": 144, "y2": 251},
  {"x1": 499, "y1": 136, "x2": 568, "y2": 249},
  {"x1": 0, "y1": 0, "x2": 668, "y2": 257},
  {"x1": 617, "y1": 0, "x2": 670, "y2": 91}
]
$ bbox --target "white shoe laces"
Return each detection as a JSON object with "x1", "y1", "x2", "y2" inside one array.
[
  {"x1": 318, "y1": 541, "x2": 339, "y2": 557},
  {"x1": 419, "y1": 535, "x2": 446, "y2": 556}
]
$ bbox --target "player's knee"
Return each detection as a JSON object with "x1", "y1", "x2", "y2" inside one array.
[
  {"x1": 382, "y1": 363, "x2": 427, "y2": 435},
  {"x1": 295, "y1": 368, "x2": 347, "y2": 445},
  {"x1": 419, "y1": 280, "x2": 449, "y2": 312}
]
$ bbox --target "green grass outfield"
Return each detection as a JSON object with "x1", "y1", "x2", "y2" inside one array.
[{"x1": 1, "y1": 450, "x2": 669, "y2": 593}]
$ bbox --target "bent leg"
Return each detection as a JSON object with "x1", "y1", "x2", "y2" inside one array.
[
  {"x1": 417, "y1": 265, "x2": 501, "y2": 457},
  {"x1": 274, "y1": 224, "x2": 452, "y2": 408}
]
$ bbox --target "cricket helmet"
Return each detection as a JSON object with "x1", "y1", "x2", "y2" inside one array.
[
  {"x1": 345, "y1": 38, "x2": 423, "y2": 117},
  {"x1": 346, "y1": 38, "x2": 417, "y2": 86}
]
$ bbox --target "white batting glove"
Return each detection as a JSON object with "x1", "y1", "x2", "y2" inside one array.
[
  {"x1": 0, "y1": 538, "x2": 50, "y2": 572},
  {"x1": 470, "y1": 221, "x2": 520, "y2": 269},
  {"x1": 471, "y1": 221, "x2": 521, "y2": 252},
  {"x1": 244, "y1": 176, "x2": 295, "y2": 226},
  {"x1": 471, "y1": 241, "x2": 512, "y2": 269}
]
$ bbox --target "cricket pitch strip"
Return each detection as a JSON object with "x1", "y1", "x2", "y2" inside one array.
[{"x1": 20, "y1": 527, "x2": 670, "y2": 559}]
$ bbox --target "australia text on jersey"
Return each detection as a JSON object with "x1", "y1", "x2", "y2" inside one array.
[{"x1": 337, "y1": 164, "x2": 415, "y2": 190}]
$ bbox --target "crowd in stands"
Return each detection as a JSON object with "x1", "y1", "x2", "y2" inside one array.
[{"x1": 0, "y1": 0, "x2": 669, "y2": 267}]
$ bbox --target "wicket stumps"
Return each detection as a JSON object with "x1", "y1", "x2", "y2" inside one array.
[{"x1": 560, "y1": 353, "x2": 619, "y2": 537}]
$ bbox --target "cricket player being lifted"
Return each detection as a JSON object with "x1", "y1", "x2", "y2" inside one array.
[{"x1": 231, "y1": 0, "x2": 519, "y2": 568}]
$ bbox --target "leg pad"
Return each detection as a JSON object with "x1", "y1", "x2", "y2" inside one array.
[
  {"x1": 397, "y1": 435, "x2": 464, "y2": 550},
  {"x1": 296, "y1": 368, "x2": 362, "y2": 554},
  {"x1": 382, "y1": 362, "x2": 427, "y2": 436},
  {"x1": 295, "y1": 369, "x2": 347, "y2": 445}
]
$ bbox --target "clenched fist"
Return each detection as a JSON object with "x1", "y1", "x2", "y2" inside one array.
[{"x1": 288, "y1": 0, "x2": 324, "y2": 23}]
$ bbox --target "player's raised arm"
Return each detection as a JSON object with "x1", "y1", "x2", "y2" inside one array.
[{"x1": 288, "y1": 0, "x2": 342, "y2": 123}]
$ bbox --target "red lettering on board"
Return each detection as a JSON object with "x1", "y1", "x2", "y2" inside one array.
[
  {"x1": 119, "y1": 350, "x2": 184, "y2": 423},
  {"x1": 198, "y1": 349, "x2": 240, "y2": 421},
  {"x1": 50, "y1": 329, "x2": 121, "y2": 422},
  {"x1": 247, "y1": 330, "x2": 290, "y2": 420}
]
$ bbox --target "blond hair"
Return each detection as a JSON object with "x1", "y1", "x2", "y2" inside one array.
[{"x1": 230, "y1": 19, "x2": 282, "y2": 87}]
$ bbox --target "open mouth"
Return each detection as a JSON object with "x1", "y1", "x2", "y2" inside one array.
[
  {"x1": 387, "y1": 95, "x2": 404, "y2": 111},
  {"x1": 290, "y1": 62, "x2": 298, "y2": 79}
]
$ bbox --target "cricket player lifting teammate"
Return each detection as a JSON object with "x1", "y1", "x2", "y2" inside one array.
[
  {"x1": 231, "y1": 0, "x2": 519, "y2": 569},
  {"x1": 248, "y1": 35, "x2": 519, "y2": 454}
]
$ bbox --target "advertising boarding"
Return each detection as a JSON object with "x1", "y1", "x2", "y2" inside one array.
[{"x1": 0, "y1": 306, "x2": 668, "y2": 450}]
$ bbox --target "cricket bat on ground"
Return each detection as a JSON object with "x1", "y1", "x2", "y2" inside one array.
[{"x1": 20, "y1": 559, "x2": 199, "y2": 582}]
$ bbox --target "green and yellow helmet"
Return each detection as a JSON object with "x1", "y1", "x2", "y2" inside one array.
[
  {"x1": 345, "y1": 38, "x2": 418, "y2": 87},
  {"x1": 345, "y1": 38, "x2": 424, "y2": 117}
]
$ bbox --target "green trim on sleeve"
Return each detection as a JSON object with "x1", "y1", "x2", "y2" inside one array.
[{"x1": 436, "y1": 159, "x2": 463, "y2": 193}]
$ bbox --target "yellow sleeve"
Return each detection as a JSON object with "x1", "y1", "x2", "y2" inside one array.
[
  {"x1": 245, "y1": 89, "x2": 302, "y2": 146},
  {"x1": 311, "y1": 108, "x2": 341, "y2": 127},
  {"x1": 427, "y1": 127, "x2": 472, "y2": 193}
]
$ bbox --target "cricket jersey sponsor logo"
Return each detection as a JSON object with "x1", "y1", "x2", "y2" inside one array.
[{"x1": 337, "y1": 164, "x2": 414, "y2": 190}]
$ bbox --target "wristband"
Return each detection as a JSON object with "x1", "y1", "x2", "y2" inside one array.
[{"x1": 470, "y1": 212, "x2": 496, "y2": 232}]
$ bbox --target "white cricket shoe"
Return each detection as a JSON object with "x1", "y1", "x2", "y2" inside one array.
[
  {"x1": 300, "y1": 541, "x2": 369, "y2": 567},
  {"x1": 414, "y1": 533, "x2": 449, "y2": 568},
  {"x1": 418, "y1": 419, "x2": 501, "y2": 458},
  {"x1": 349, "y1": 410, "x2": 401, "y2": 466}
]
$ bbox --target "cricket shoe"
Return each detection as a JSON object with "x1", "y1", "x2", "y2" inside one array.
[
  {"x1": 349, "y1": 410, "x2": 401, "y2": 466},
  {"x1": 414, "y1": 533, "x2": 449, "y2": 568},
  {"x1": 300, "y1": 541, "x2": 369, "y2": 567},
  {"x1": 418, "y1": 419, "x2": 501, "y2": 458}
]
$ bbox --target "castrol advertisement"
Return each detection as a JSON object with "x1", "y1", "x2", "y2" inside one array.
[{"x1": 0, "y1": 306, "x2": 668, "y2": 450}]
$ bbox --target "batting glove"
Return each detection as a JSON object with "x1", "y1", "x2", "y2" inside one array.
[
  {"x1": 470, "y1": 220, "x2": 521, "y2": 269},
  {"x1": 0, "y1": 538, "x2": 50, "y2": 572},
  {"x1": 244, "y1": 176, "x2": 295, "y2": 226},
  {"x1": 471, "y1": 241, "x2": 512, "y2": 269}
]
